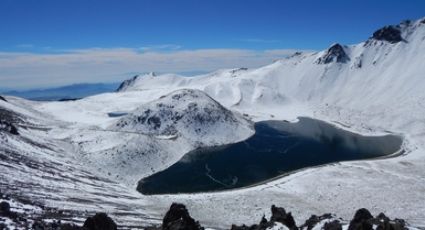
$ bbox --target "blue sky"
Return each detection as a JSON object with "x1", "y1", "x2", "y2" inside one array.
[{"x1": 0, "y1": 0, "x2": 424, "y2": 89}]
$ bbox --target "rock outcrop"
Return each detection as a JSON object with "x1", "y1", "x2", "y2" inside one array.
[
  {"x1": 348, "y1": 208, "x2": 407, "y2": 230},
  {"x1": 161, "y1": 203, "x2": 204, "y2": 230},
  {"x1": 0, "y1": 202, "x2": 413, "y2": 230},
  {"x1": 300, "y1": 213, "x2": 334, "y2": 230},
  {"x1": 270, "y1": 205, "x2": 298, "y2": 230},
  {"x1": 316, "y1": 44, "x2": 350, "y2": 64},
  {"x1": 372, "y1": 26, "x2": 403, "y2": 43},
  {"x1": 83, "y1": 213, "x2": 117, "y2": 230},
  {"x1": 0, "y1": 120, "x2": 19, "y2": 135}
]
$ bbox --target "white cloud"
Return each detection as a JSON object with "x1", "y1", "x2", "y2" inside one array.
[
  {"x1": 237, "y1": 38, "x2": 281, "y2": 43},
  {"x1": 139, "y1": 44, "x2": 182, "y2": 51},
  {"x1": 0, "y1": 47, "x2": 308, "y2": 89}
]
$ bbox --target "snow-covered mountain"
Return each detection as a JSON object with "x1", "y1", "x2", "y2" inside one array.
[
  {"x1": 118, "y1": 19, "x2": 425, "y2": 127},
  {"x1": 1, "y1": 18, "x2": 425, "y2": 229}
]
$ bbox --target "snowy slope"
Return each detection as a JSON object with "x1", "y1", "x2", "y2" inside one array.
[
  {"x1": 119, "y1": 19, "x2": 425, "y2": 128},
  {"x1": 1, "y1": 18, "x2": 425, "y2": 229}
]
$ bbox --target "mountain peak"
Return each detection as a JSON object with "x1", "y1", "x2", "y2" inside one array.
[
  {"x1": 316, "y1": 43, "x2": 350, "y2": 64},
  {"x1": 116, "y1": 75, "x2": 140, "y2": 92},
  {"x1": 116, "y1": 72, "x2": 157, "y2": 92},
  {"x1": 147, "y1": 71, "x2": 157, "y2": 77}
]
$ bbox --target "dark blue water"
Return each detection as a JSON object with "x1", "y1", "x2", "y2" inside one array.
[{"x1": 137, "y1": 117, "x2": 402, "y2": 195}]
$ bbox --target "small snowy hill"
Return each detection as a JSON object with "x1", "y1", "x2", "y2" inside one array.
[{"x1": 112, "y1": 89, "x2": 253, "y2": 143}]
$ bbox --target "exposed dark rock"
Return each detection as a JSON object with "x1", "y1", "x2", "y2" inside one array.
[
  {"x1": 32, "y1": 220, "x2": 82, "y2": 230},
  {"x1": 316, "y1": 44, "x2": 350, "y2": 64},
  {"x1": 231, "y1": 205, "x2": 299, "y2": 230},
  {"x1": 0, "y1": 201, "x2": 11, "y2": 215},
  {"x1": 162, "y1": 203, "x2": 203, "y2": 230},
  {"x1": 347, "y1": 209, "x2": 408, "y2": 230},
  {"x1": 83, "y1": 213, "x2": 117, "y2": 230},
  {"x1": 0, "y1": 120, "x2": 19, "y2": 135},
  {"x1": 270, "y1": 205, "x2": 297, "y2": 230},
  {"x1": 301, "y1": 215, "x2": 320, "y2": 230},
  {"x1": 348, "y1": 208, "x2": 373, "y2": 230},
  {"x1": 372, "y1": 213, "x2": 407, "y2": 230},
  {"x1": 421, "y1": 18, "x2": 425, "y2": 24},
  {"x1": 230, "y1": 216, "x2": 271, "y2": 230},
  {"x1": 230, "y1": 224, "x2": 256, "y2": 230},
  {"x1": 0, "y1": 201, "x2": 18, "y2": 220},
  {"x1": 372, "y1": 26, "x2": 403, "y2": 43},
  {"x1": 301, "y1": 214, "x2": 333, "y2": 230},
  {"x1": 230, "y1": 68, "x2": 248, "y2": 74},
  {"x1": 400, "y1": 20, "x2": 411, "y2": 26},
  {"x1": 229, "y1": 206, "x2": 409, "y2": 230},
  {"x1": 0, "y1": 95, "x2": 6, "y2": 102},
  {"x1": 323, "y1": 220, "x2": 342, "y2": 230},
  {"x1": 9, "y1": 124, "x2": 19, "y2": 135},
  {"x1": 32, "y1": 221, "x2": 46, "y2": 230}
]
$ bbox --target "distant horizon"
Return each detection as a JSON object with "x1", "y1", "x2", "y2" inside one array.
[
  {"x1": 1, "y1": 0, "x2": 425, "y2": 89},
  {"x1": 0, "y1": 70, "x2": 214, "y2": 91}
]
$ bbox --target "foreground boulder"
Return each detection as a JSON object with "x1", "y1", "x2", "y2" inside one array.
[
  {"x1": 231, "y1": 207, "x2": 408, "y2": 230},
  {"x1": 300, "y1": 213, "x2": 334, "y2": 230},
  {"x1": 348, "y1": 208, "x2": 373, "y2": 230},
  {"x1": 162, "y1": 203, "x2": 204, "y2": 230},
  {"x1": 32, "y1": 221, "x2": 82, "y2": 230},
  {"x1": 372, "y1": 213, "x2": 406, "y2": 230},
  {"x1": 83, "y1": 213, "x2": 117, "y2": 230},
  {"x1": 0, "y1": 201, "x2": 18, "y2": 219},
  {"x1": 323, "y1": 220, "x2": 342, "y2": 230},
  {"x1": 348, "y1": 208, "x2": 407, "y2": 230},
  {"x1": 0, "y1": 202, "x2": 413, "y2": 230},
  {"x1": 231, "y1": 205, "x2": 298, "y2": 230},
  {"x1": 270, "y1": 205, "x2": 297, "y2": 230},
  {"x1": 0, "y1": 201, "x2": 11, "y2": 215}
]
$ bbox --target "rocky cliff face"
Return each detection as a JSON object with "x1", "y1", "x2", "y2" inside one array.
[
  {"x1": 0, "y1": 107, "x2": 20, "y2": 135},
  {"x1": 372, "y1": 25, "x2": 403, "y2": 43},
  {"x1": 316, "y1": 43, "x2": 350, "y2": 64}
]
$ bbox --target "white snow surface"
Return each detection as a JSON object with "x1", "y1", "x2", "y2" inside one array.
[{"x1": 1, "y1": 18, "x2": 425, "y2": 229}]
